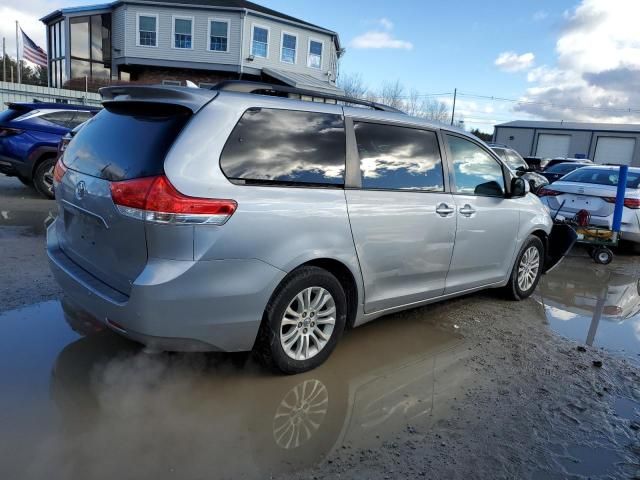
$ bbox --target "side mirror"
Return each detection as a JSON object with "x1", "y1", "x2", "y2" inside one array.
[{"x1": 510, "y1": 177, "x2": 529, "y2": 197}]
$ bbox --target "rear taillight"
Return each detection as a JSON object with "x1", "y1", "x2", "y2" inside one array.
[
  {"x1": 603, "y1": 305, "x2": 623, "y2": 316},
  {"x1": 110, "y1": 175, "x2": 237, "y2": 225},
  {"x1": 53, "y1": 158, "x2": 68, "y2": 184},
  {"x1": 0, "y1": 127, "x2": 23, "y2": 138},
  {"x1": 537, "y1": 188, "x2": 562, "y2": 197},
  {"x1": 603, "y1": 197, "x2": 640, "y2": 209}
]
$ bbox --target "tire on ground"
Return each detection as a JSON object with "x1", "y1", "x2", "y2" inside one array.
[
  {"x1": 255, "y1": 266, "x2": 347, "y2": 374},
  {"x1": 33, "y1": 157, "x2": 57, "y2": 199},
  {"x1": 504, "y1": 235, "x2": 545, "y2": 301}
]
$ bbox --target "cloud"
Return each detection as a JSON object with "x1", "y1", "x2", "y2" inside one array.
[
  {"x1": 378, "y1": 18, "x2": 394, "y2": 30},
  {"x1": 533, "y1": 10, "x2": 548, "y2": 21},
  {"x1": 350, "y1": 19, "x2": 412, "y2": 50},
  {"x1": 494, "y1": 51, "x2": 536, "y2": 72},
  {"x1": 515, "y1": 0, "x2": 640, "y2": 122}
]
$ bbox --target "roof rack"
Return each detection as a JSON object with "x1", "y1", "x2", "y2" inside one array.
[{"x1": 211, "y1": 80, "x2": 403, "y2": 113}]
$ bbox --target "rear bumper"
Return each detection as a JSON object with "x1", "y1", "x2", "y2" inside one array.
[{"x1": 47, "y1": 220, "x2": 287, "y2": 352}]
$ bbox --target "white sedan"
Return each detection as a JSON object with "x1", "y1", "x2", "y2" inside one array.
[{"x1": 539, "y1": 165, "x2": 640, "y2": 244}]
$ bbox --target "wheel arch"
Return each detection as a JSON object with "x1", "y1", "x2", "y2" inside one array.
[{"x1": 28, "y1": 145, "x2": 59, "y2": 177}]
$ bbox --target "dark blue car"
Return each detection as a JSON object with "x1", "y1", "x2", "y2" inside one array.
[{"x1": 0, "y1": 102, "x2": 100, "y2": 198}]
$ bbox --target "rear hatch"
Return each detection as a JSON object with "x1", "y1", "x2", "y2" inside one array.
[{"x1": 55, "y1": 86, "x2": 216, "y2": 295}]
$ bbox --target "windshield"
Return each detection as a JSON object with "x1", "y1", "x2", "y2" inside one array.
[
  {"x1": 504, "y1": 150, "x2": 528, "y2": 170},
  {"x1": 561, "y1": 167, "x2": 640, "y2": 188}
]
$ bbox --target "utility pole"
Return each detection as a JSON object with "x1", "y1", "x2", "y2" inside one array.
[
  {"x1": 15, "y1": 21, "x2": 21, "y2": 84},
  {"x1": 450, "y1": 88, "x2": 457, "y2": 126},
  {"x1": 2, "y1": 37, "x2": 6, "y2": 83}
]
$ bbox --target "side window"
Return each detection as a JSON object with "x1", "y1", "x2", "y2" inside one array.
[
  {"x1": 446, "y1": 135, "x2": 505, "y2": 196},
  {"x1": 39, "y1": 111, "x2": 77, "y2": 128},
  {"x1": 68, "y1": 111, "x2": 94, "y2": 128},
  {"x1": 220, "y1": 108, "x2": 345, "y2": 186},
  {"x1": 354, "y1": 122, "x2": 444, "y2": 191}
]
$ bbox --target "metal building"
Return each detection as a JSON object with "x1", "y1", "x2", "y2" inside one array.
[{"x1": 493, "y1": 120, "x2": 640, "y2": 166}]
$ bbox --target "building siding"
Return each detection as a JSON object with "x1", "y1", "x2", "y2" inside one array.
[
  {"x1": 242, "y1": 13, "x2": 337, "y2": 81},
  {"x1": 494, "y1": 126, "x2": 640, "y2": 166},
  {"x1": 112, "y1": 5, "x2": 126, "y2": 60},
  {"x1": 124, "y1": 5, "x2": 242, "y2": 67}
]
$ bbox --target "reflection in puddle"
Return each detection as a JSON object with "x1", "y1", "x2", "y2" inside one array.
[
  {"x1": 0, "y1": 299, "x2": 472, "y2": 479},
  {"x1": 537, "y1": 255, "x2": 640, "y2": 364}
]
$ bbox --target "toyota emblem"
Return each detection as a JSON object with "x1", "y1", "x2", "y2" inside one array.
[{"x1": 75, "y1": 180, "x2": 87, "y2": 200}]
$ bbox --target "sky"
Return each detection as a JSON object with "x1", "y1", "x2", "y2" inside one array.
[{"x1": 2, "y1": 0, "x2": 640, "y2": 132}]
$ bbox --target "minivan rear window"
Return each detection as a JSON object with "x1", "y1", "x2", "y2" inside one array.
[
  {"x1": 220, "y1": 108, "x2": 346, "y2": 187},
  {"x1": 62, "y1": 103, "x2": 191, "y2": 181}
]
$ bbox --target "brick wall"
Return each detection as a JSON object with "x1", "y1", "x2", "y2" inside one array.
[{"x1": 127, "y1": 67, "x2": 239, "y2": 86}]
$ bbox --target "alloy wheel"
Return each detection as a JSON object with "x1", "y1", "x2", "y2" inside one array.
[
  {"x1": 279, "y1": 286, "x2": 336, "y2": 361},
  {"x1": 517, "y1": 246, "x2": 540, "y2": 292}
]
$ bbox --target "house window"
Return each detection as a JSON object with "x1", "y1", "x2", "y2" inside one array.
[
  {"x1": 174, "y1": 17, "x2": 193, "y2": 49},
  {"x1": 308, "y1": 40, "x2": 322, "y2": 69},
  {"x1": 281, "y1": 33, "x2": 297, "y2": 64},
  {"x1": 209, "y1": 19, "x2": 229, "y2": 52},
  {"x1": 252, "y1": 25, "x2": 268, "y2": 58},
  {"x1": 138, "y1": 14, "x2": 157, "y2": 47}
]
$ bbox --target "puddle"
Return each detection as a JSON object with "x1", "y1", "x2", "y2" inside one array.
[
  {"x1": 0, "y1": 209, "x2": 56, "y2": 236},
  {"x1": 559, "y1": 445, "x2": 621, "y2": 477},
  {"x1": 537, "y1": 254, "x2": 640, "y2": 364},
  {"x1": 613, "y1": 396, "x2": 640, "y2": 419},
  {"x1": 0, "y1": 299, "x2": 472, "y2": 479}
]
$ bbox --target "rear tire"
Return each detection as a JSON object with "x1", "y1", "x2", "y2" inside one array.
[
  {"x1": 504, "y1": 235, "x2": 544, "y2": 300},
  {"x1": 34, "y1": 157, "x2": 57, "y2": 199},
  {"x1": 255, "y1": 266, "x2": 347, "y2": 374}
]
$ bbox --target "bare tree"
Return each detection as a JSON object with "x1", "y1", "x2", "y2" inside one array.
[
  {"x1": 419, "y1": 98, "x2": 450, "y2": 124},
  {"x1": 378, "y1": 80, "x2": 405, "y2": 110},
  {"x1": 337, "y1": 72, "x2": 368, "y2": 99},
  {"x1": 405, "y1": 89, "x2": 423, "y2": 117}
]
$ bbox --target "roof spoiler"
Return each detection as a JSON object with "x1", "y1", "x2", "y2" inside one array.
[{"x1": 99, "y1": 85, "x2": 218, "y2": 113}]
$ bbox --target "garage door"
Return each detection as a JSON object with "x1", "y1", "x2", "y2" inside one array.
[
  {"x1": 594, "y1": 137, "x2": 636, "y2": 165},
  {"x1": 536, "y1": 134, "x2": 571, "y2": 158}
]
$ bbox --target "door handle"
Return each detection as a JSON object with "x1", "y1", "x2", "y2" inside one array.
[
  {"x1": 435, "y1": 203, "x2": 455, "y2": 217},
  {"x1": 459, "y1": 204, "x2": 476, "y2": 217}
]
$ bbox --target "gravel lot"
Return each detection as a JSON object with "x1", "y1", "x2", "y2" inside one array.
[{"x1": 0, "y1": 174, "x2": 639, "y2": 479}]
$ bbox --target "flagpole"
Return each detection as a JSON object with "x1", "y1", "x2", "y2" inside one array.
[{"x1": 16, "y1": 21, "x2": 21, "y2": 84}]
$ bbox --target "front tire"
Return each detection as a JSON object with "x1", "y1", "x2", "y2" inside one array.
[
  {"x1": 504, "y1": 235, "x2": 544, "y2": 300},
  {"x1": 255, "y1": 266, "x2": 347, "y2": 374},
  {"x1": 33, "y1": 157, "x2": 57, "y2": 199}
]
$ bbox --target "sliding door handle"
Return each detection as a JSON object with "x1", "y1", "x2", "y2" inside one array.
[
  {"x1": 435, "y1": 203, "x2": 455, "y2": 217},
  {"x1": 459, "y1": 204, "x2": 476, "y2": 217}
]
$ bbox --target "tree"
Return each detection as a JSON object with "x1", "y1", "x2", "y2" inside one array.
[
  {"x1": 378, "y1": 80, "x2": 405, "y2": 110},
  {"x1": 470, "y1": 128, "x2": 493, "y2": 142},
  {"x1": 337, "y1": 72, "x2": 368, "y2": 99},
  {"x1": 1, "y1": 54, "x2": 47, "y2": 86}
]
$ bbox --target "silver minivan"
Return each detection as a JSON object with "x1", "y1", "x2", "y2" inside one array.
[{"x1": 48, "y1": 81, "x2": 560, "y2": 373}]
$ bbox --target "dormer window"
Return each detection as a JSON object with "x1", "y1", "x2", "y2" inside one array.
[
  {"x1": 137, "y1": 14, "x2": 157, "y2": 47},
  {"x1": 208, "y1": 19, "x2": 229, "y2": 52},
  {"x1": 281, "y1": 32, "x2": 297, "y2": 64},
  {"x1": 173, "y1": 17, "x2": 193, "y2": 49},
  {"x1": 308, "y1": 39, "x2": 323, "y2": 69},
  {"x1": 252, "y1": 25, "x2": 269, "y2": 58}
]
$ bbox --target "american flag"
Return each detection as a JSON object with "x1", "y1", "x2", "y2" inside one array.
[{"x1": 21, "y1": 29, "x2": 47, "y2": 67}]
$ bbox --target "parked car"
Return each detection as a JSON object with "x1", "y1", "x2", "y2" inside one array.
[
  {"x1": 542, "y1": 157, "x2": 593, "y2": 171},
  {"x1": 488, "y1": 144, "x2": 549, "y2": 193},
  {"x1": 0, "y1": 102, "x2": 100, "y2": 198},
  {"x1": 540, "y1": 161, "x2": 593, "y2": 183},
  {"x1": 48, "y1": 81, "x2": 565, "y2": 374},
  {"x1": 57, "y1": 120, "x2": 89, "y2": 159},
  {"x1": 539, "y1": 166, "x2": 640, "y2": 244}
]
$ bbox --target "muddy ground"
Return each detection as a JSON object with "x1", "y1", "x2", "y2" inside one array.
[{"x1": 0, "y1": 174, "x2": 639, "y2": 479}]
